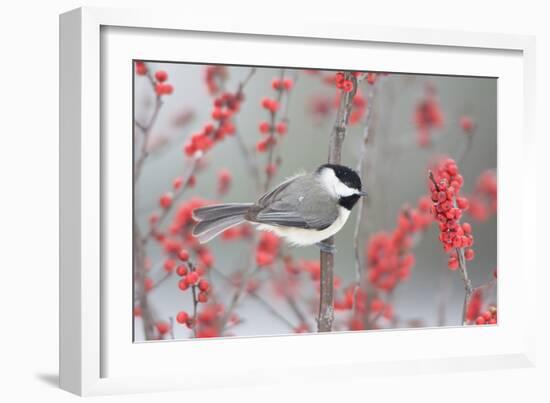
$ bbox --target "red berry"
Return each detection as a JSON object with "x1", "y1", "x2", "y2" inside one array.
[
  {"x1": 156, "y1": 321, "x2": 170, "y2": 335},
  {"x1": 176, "y1": 311, "x2": 189, "y2": 324},
  {"x1": 261, "y1": 97, "x2": 272, "y2": 109},
  {"x1": 198, "y1": 279, "x2": 210, "y2": 292},
  {"x1": 178, "y1": 278, "x2": 189, "y2": 291},
  {"x1": 176, "y1": 265, "x2": 188, "y2": 277},
  {"x1": 135, "y1": 62, "x2": 147, "y2": 75},
  {"x1": 259, "y1": 121, "x2": 271, "y2": 134},
  {"x1": 265, "y1": 163, "x2": 277, "y2": 177},
  {"x1": 456, "y1": 197, "x2": 469, "y2": 210},
  {"x1": 178, "y1": 249, "x2": 190, "y2": 261},
  {"x1": 163, "y1": 259, "x2": 176, "y2": 272},
  {"x1": 144, "y1": 277, "x2": 153, "y2": 291},
  {"x1": 283, "y1": 78, "x2": 294, "y2": 90},
  {"x1": 197, "y1": 291, "x2": 208, "y2": 303},
  {"x1": 155, "y1": 70, "x2": 168, "y2": 82},
  {"x1": 475, "y1": 316, "x2": 486, "y2": 325},
  {"x1": 159, "y1": 192, "x2": 173, "y2": 209},
  {"x1": 460, "y1": 116, "x2": 475, "y2": 133},
  {"x1": 271, "y1": 78, "x2": 282, "y2": 90},
  {"x1": 462, "y1": 222, "x2": 472, "y2": 234},
  {"x1": 186, "y1": 271, "x2": 199, "y2": 285},
  {"x1": 256, "y1": 139, "x2": 268, "y2": 152},
  {"x1": 342, "y1": 80, "x2": 353, "y2": 92},
  {"x1": 276, "y1": 121, "x2": 287, "y2": 135},
  {"x1": 448, "y1": 255, "x2": 459, "y2": 270},
  {"x1": 163, "y1": 84, "x2": 173, "y2": 95},
  {"x1": 184, "y1": 143, "x2": 196, "y2": 156},
  {"x1": 464, "y1": 249, "x2": 475, "y2": 261}
]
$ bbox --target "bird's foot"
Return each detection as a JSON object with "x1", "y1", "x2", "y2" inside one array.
[{"x1": 317, "y1": 242, "x2": 337, "y2": 254}]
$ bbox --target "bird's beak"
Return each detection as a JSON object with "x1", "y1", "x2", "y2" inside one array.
[{"x1": 359, "y1": 191, "x2": 368, "y2": 197}]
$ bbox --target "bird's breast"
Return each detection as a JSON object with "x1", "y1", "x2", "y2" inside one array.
[{"x1": 256, "y1": 207, "x2": 350, "y2": 246}]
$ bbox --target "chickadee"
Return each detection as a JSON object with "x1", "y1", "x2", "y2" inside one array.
[{"x1": 192, "y1": 164, "x2": 367, "y2": 252}]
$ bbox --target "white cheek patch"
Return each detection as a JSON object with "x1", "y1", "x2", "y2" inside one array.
[{"x1": 319, "y1": 168, "x2": 359, "y2": 197}]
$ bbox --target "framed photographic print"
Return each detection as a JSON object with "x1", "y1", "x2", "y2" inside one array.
[{"x1": 60, "y1": 7, "x2": 537, "y2": 396}]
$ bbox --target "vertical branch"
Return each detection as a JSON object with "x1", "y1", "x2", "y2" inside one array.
[
  {"x1": 133, "y1": 62, "x2": 164, "y2": 340},
  {"x1": 456, "y1": 247, "x2": 473, "y2": 325},
  {"x1": 351, "y1": 81, "x2": 377, "y2": 314},
  {"x1": 317, "y1": 72, "x2": 357, "y2": 332}
]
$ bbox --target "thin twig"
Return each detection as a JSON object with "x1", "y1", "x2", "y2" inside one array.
[
  {"x1": 142, "y1": 155, "x2": 201, "y2": 243},
  {"x1": 317, "y1": 72, "x2": 358, "y2": 332},
  {"x1": 210, "y1": 267, "x2": 297, "y2": 330},
  {"x1": 218, "y1": 234, "x2": 260, "y2": 332},
  {"x1": 133, "y1": 62, "x2": 163, "y2": 340},
  {"x1": 351, "y1": 81, "x2": 377, "y2": 314}
]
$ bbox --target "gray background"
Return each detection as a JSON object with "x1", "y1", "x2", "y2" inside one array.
[{"x1": 134, "y1": 63, "x2": 497, "y2": 341}]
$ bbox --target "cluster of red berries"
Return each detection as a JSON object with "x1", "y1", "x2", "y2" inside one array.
[
  {"x1": 183, "y1": 92, "x2": 242, "y2": 156},
  {"x1": 468, "y1": 170, "x2": 497, "y2": 222},
  {"x1": 466, "y1": 289, "x2": 483, "y2": 323},
  {"x1": 366, "y1": 201, "x2": 431, "y2": 292},
  {"x1": 414, "y1": 85, "x2": 444, "y2": 147},
  {"x1": 255, "y1": 232, "x2": 280, "y2": 267},
  {"x1": 204, "y1": 65, "x2": 228, "y2": 95},
  {"x1": 256, "y1": 77, "x2": 292, "y2": 157},
  {"x1": 217, "y1": 169, "x2": 232, "y2": 195},
  {"x1": 334, "y1": 71, "x2": 358, "y2": 92},
  {"x1": 135, "y1": 62, "x2": 173, "y2": 96},
  {"x1": 429, "y1": 158, "x2": 475, "y2": 270},
  {"x1": 175, "y1": 250, "x2": 211, "y2": 302},
  {"x1": 334, "y1": 286, "x2": 366, "y2": 311},
  {"x1": 459, "y1": 115, "x2": 476, "y2": 134},
  {"x1": 169, "y1": 198, "x2": 209, "y2": 236},
  {"x1": 176, "y1": 303, "x2": 230, "y2": 338},
  {"x1": 271, "y1": 77, "x2": 294, "y2": 91},
  {"x1": 474, "y1": 306, "x2": 497, "y2": 325},
  {"x1": 153, "y1": 70, "x2": 174, "y2": 96}
]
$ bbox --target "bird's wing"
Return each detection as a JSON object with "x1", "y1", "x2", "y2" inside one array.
[
  {"x1": 251, "y1": 175, "x2": 339, "y2": 230},
  {"x1": 256, "y1": 173, "x2": 302, "y2": 206}
]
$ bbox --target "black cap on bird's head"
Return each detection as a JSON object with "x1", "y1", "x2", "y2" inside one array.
[{"x1": 317, "y1": 163, "x2": 367, "y2": 210}]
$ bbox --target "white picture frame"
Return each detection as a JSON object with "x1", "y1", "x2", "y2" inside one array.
[{"x1": 59, "y1": 6, "x2": 537, "y2": 396}]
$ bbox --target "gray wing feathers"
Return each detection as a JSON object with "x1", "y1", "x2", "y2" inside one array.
[{"x1": 253, "y1": 175, "x2": 338, "y2": 230}]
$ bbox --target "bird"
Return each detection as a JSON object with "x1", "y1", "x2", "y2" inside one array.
[{"x1": 192, "y1": 163, "x2": 367, "y2": 253}]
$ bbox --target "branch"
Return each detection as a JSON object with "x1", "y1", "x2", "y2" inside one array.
[
  {"x1": 218, "y1": 233, "x2": 260, "y2": 332},
  {"x1": 317, "y1": 72, "x2": 358, "y2": 332},
  {"x1": 133, "y1": 62, "x2": 164, "y2": 340},
  {"x1": 456, "y1": 246, "x2": 473, "y2": 325},
  {"x1": 142, "y1": 154, "x2": 201, "y2": 244},
  {"x1": 210, "y1": 267, "x2": 297, "y2": 330},
  {"x1": 352, "y1": 81, "x2": 377, "y2": 314}
]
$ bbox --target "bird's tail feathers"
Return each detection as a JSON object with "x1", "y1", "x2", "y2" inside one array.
[{"x1": 192, "y1": 203, "x2": 252, "y2": 243}]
